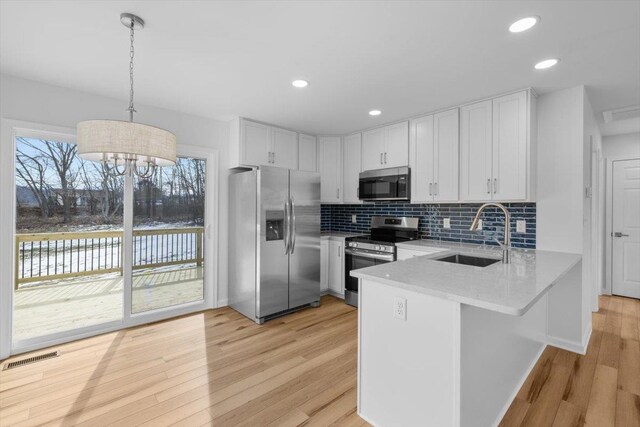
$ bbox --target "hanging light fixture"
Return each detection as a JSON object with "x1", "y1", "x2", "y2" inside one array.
[{"x1": 77, "y1": 13, "x2": 176, "y2": 178}]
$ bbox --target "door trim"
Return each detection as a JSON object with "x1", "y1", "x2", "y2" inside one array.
[
  {"x1": 605, "y1": 156, "x2": 640, "y2": 296},
  {"x1": 0, "y1": 119, "x2": 219, "y2": 358}
]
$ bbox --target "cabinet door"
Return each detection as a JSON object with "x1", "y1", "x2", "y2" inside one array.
[
  {"x1": 433, "y1": 109, "x2": 459, "y2": 202},
  {"x1": 328, "y1": 240, "x2": 343, "y2": 295},
  {"x1": 460, "y1": 101, "x2": 492, "y2": 202},
  {"x1": 298, "y1": 133, "x2": 317, "y2": 172},
  {"x1": 241, "y1": 120, "x2": 271, "y2": 167},
  {"x1": 320, "y1": 240, "x2": 329, "y2": 292},
  {"x1": 410, "y1": 115, "x2": 435, "y2": 202},
  {"x1": 362, "y1": 128, "x2": 386, "y2": 171},
  {"x1": 492, "y1": 91, "x2": 528, "y2": 200},
  {"x1": 318, "y1": 136, "x2": 342, "y2": 203},
  {"x1": 343, "y1": 133, "x2": 362, "y2": 203},
  {"x1": 272, "y1": 127, "x2": 298, "y2": 169},
  {"x1": 384, "y1": 121, "x2": 409, "y2": 168}
]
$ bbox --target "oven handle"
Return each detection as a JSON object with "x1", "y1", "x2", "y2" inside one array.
[{"x1": 345, "y1": 248, "x2": 395, "y2": 262}]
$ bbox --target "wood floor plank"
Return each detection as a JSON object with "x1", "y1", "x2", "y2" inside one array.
[
  {"x1": 619, "y1": 338, "x2": 640, "y2": 396},
  {"x1": 551, "y1": 400, "x2": 586, "y2": 427},
  {"x1": 584, "y1": 364, "x2": 618, "y2": 427},
  {"x1": 499, "y1": 398, "x2": 530, "y2": 427},
  {"x1": 615, "y1": 390, "x2": 640, "y2": 427}
]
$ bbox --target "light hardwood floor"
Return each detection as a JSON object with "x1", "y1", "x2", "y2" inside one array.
[{"x1": 1, "y1": 294, "x2": 638, "y2": 426}]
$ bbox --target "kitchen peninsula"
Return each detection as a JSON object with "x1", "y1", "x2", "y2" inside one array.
[{"x1": 351, "y1": 240, "x2": 585, "y2": 427}]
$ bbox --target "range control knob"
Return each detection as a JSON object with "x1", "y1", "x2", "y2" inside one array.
[
  {"x1": 351, "y1": 242, "x2": 358, "y2": 248},
  {"x1": 375, "y1": 245, "x2": 381, "y2": 251}
]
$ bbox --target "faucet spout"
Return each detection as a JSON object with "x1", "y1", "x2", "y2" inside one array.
[{"x1": 469, "y1": 202, "x2": 511, "y2": 263}]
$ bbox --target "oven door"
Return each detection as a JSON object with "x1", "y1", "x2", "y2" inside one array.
[{"x1": 344, "y1": 248, "x2": 394, "y2": 307}]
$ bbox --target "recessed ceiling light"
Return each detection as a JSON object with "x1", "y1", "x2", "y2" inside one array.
[
  {"x1": 509, "y1": 16, "x2": 539, "y2": 33},
  {"x1": 292, "y1": 79, "x2": 309, "y2": 88},
  {"x1": 369, "y1": 110, "x2": 382, "y2": 116},
  {"x1": 534, "y1": 58, "x2": 560, "y2": 70}
]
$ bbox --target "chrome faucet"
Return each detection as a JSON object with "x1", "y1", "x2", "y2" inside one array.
[{"x1": 470, "y1": 203, "x2": 511, "y2": 264}]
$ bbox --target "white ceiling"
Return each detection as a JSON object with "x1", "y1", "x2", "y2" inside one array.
[{"x1": 1, "y1": 0, "x2": 639, "y2": 135}]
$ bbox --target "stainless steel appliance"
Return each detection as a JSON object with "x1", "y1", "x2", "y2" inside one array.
[
  {"x1": 344, "y1": 216, "x2": 419, "y2": 307},
  {"x1": 358, "y1": 167, "x2": 410, "y2": 201},
  {"x1": 228, "y1": 166, "x2": 321, "y2": 323}
]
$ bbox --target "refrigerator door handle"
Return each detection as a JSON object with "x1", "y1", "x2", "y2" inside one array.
[
  {"x1": 290, "y1": 197, "x2": 296, "y2": 254},
  {"x1": 284, "y1": 200, "x2": 290, "y2": 254}
]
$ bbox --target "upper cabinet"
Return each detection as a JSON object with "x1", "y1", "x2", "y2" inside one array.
[
  {"x1": 343, "y1": 133, "x2": 362, "y2": 203},
  {"x1": 460, "y1": 90, "x2": 534, "y2": 202},
  {"x1": 229, "y1": 118, "x2": 305, "y2": 170},
  {"x1": 318, "y1": 136, "x2": 342, "y2": 203},
  {"x1": 410, "y1": 109, "x2": 459, "y2": 203},
  {"x1": 298, "y1": 133, "x2": 317, "y2": 172},
  {"x1": 362, "y1": 121, "x2": 409, "y2": 171}
]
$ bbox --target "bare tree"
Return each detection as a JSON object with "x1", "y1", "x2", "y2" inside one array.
[
  {"x1": 15, "y1": 144, "x2": 52, "y2": 218},
  {"x1": 96, "y1": 162, "x2": 124, "y2": 223}
]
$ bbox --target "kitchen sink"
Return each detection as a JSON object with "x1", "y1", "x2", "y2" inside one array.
[{"x1": 434, "y1": 254, "x2": 501, "y2": 267}]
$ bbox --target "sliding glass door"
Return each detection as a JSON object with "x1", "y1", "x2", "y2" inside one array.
[{"x1": 9, "y1": 127, "x2": 215, "y2": 354}]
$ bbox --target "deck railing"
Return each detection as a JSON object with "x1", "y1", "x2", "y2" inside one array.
[{"x1": 15, "y1": 227, "x2": 204, "y2": 289}]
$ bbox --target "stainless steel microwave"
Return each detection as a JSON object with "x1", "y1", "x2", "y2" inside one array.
[{"x1": 358, "y1": 167, "x2": 410, "y2": 201}]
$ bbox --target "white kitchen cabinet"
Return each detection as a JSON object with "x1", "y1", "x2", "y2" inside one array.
[
  {"x1": 362, "y1": 127, "x2": 386, "y2": 171},
  {"x1": 460, "y1": 90, "x2": 534, "y2": 202},
  {"x1": 229, "y1": 118, "x2": 300, "y2": 169},
  {"x1": 320, "y1": 239, "x2": 329, "y2": 292},
  {"x1": 362, "y1": 121, "x2": 409, "y2": 171},
  {"x1": 492, "y1": 91, "x2": 528, "y2": 200},
  {"x1": 460, "y1": 100, "x2": 493, "y2": 201},
  {"x1": 318, "y1": 136, "x2": 342, "y2": 203},
  {"x1": 328, "y1": 239, "x2": 344, "y2": 296},
  {"x1": 409, "y1": 109, "x2": 459, "y2": 202},
  {"x1": 343, "y1": 133, "x2": 362, "y2": 203},
  {"x1": 384, "y1": 121, "x2": 410, "y2": 168},
  {"x1": 298, "y1": 133, "x2": 317, "y2": 172},
  {"x1": 271, "y1": 127, "x2": 298, "y2": 169}
]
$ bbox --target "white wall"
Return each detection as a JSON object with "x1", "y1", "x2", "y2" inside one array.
[
  {"x1": 0, "y1": 74, "x2": 232, "y2": 306},
  {"x1": 536, "y1": 85, "x2": 593, "y2": 349},
  {"x1": 602, "y1": 132, "x2": 640, "y2": 158}
]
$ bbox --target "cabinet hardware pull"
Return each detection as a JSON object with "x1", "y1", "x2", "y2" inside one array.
[
  {"x1": 493, "y1": 178, "x2": 498, "y2": 194},
  {"x1": 487, "y1": 179, "x2": 491, "y2": 194},
  {"x1": 384, "y1": 152, "x2": 387, "y2": 164},
  {"x1": 380, "y1": 153, "x2": 383, "y2": 164},
  {"x1": 337, "y1": 188, "x2": 340, "y2": 199},
  {"x1": 435, "y1": 182, "x2": 438, "y2": 196},
  {"x1": 272, "y1": 152, "x2": 275, "y2": 163},
  {"x1": 429, "y1": 182, "x2": 433, "y2": 196},
  {"x1": 614, "y1": 232, "x2": 630, "y2": 237}
]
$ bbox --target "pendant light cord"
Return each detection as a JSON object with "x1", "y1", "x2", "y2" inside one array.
[{"x1": 127, "y1": 22, "x2": 136, "y2": 122}]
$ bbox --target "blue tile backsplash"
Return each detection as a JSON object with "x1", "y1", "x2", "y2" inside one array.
[{"x1": 321, "y1": 202, "x2": 536, "y2": 249}]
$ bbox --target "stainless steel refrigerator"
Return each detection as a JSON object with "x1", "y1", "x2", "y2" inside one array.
[{"x1": 228, "y1": 166, "x2": 321, "y2": 323}]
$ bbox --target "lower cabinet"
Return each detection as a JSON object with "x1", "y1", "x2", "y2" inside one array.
[
  {"x1": 320, "y1": 239, "x2": 329, "y2": 292},
  {"x1": 328, "y1": 239, "x2": 345, "y2": 296}
]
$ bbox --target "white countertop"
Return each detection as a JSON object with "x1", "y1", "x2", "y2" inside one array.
[
  {"x1": 321, "y1": 231, "x2": 363, "y2": 240},
  {"x1": 351, "y1": 240, "x2": 581, "y2": 316}
]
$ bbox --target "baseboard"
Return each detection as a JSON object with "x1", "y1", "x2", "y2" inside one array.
[
  {"x1": 217, "y1": 298, "x2": 228, "y2": 308},
  {"x1": 491, "y1": 344, "x2": 547, "y2": 427},
  {"x1": 326, "y1": 290, "x2": 345, "y2": 299},
  {"x1": 547, "y1": 326, "x2": 591, "y2": 355}
]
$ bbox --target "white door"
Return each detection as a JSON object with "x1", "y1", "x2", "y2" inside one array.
[
  {"x1": 460, "y1": 100, "x2": 492, "y2": 202},
  {"x1": 343, "y1": 133, "x2": 362, "y2": 203},
  {"x1": 410, "y1": 115, "x2": 434, "y2": 202},
  {"x1": 319, "y1": 136, "x2": 342, "y2": 203},
  {"x1": 433, "y1": 109, "x2": 459, "y2": 202},
  {"x1": 329, "y1": 240, "x2": 344, "y2": 295},
  {"x1": 492, "y1": 91, "x2": 528, "y2": 200},
  {"x1": 362, "y1": 128, "x2": 386, "y2": 171},
  {"x1": 271, "y1": 127, "x2": 298, "y2": 169},
  {"x1": 384, "y1": 121, "x2": 409, "y2": 168},
  {"x1": 298, "y1": 133, "x2": 317, "y2": 172},
  {"x1": 242, "y1": 120, "x2": 271, "y2": 167},
  {"x1": 612, "y1": 159, "x2": 640, "y2": 299},
  {"x1": 320, "y1": 240, "x2": 329, "y2": 292}
]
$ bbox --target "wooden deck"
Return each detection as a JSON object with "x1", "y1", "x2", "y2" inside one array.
[{"x1": 13, "y1": 267, "x2": 204, "y2": 342}]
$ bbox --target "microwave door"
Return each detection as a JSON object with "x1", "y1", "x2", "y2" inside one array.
[{"x1": 360, "y1": 176, "x2": 398, "y2": 200}]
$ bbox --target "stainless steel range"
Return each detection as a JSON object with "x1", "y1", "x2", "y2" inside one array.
[{"x1": 344, "y1": 216, "x2": 419, "y2": 307}]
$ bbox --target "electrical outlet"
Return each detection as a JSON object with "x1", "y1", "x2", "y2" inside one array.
[
  {"x1": 351, "y1": 214, "x2": 357, "y2": 224},
  {"x1": 394, "y1": 297, "x2": 407, "y2": 320},
  {"x1": 516, "y1": 220, "x2": 526, "y2": 233},
  {"x1": 477, "y1": 219, "x2": 483, "y2": 230},
  {"x1": 443, "y1": 218, "x2": 451, "y2": 229}
]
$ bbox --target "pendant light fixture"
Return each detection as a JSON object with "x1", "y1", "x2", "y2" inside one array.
[{"x1": 76, "y1": 13, "x2": 176, "y2": 178}]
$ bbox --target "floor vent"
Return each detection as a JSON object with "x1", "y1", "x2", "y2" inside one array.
[{"x1": 2, "y1": 351, "x2": 59, "y2": 370}]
